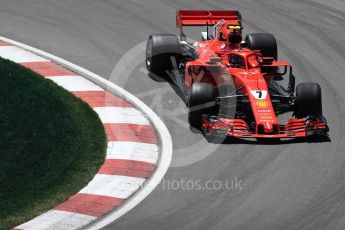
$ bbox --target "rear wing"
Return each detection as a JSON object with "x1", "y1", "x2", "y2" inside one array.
[
  {"x1": 176, "y1": 10, "x2": 241, "y2": 28},
  {"x1": 176, "y1": 10, "x2": 241, "y2": 40}
]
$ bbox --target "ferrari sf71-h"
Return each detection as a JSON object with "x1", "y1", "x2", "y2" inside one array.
[{"x1": 146, "y1": 10, "x2": 329, "y2": 139}]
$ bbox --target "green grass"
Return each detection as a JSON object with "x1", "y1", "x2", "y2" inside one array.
[{"x1": 0, "y1": 58, "x2": 107, "y2": 229}]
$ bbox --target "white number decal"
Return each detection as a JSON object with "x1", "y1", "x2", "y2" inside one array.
[{"x1": 250, "y1": 90, "x2": 268, "y2": 99}]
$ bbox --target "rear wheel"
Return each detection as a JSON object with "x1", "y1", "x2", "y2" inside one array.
[
  {"x1": 295, "y1": 82, "x2": 322, "y2": 118},
  {"x1": 146, "y1": 34, "x2": 181, "y2": 80},
  {"x1": 245, "y1": 33, "x2": 278, "y2": 60},
  {"x1": 188, "y1": 83, "x2": 217, "y2": 129}
]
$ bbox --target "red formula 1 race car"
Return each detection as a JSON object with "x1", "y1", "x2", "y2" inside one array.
[{"x1": 146, "y1": 10, "x2": 329, "y2": 139}]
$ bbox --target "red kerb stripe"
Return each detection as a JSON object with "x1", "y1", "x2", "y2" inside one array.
[
  {"x1": 73, "y1": 91, "x2": 133, "y2": 108},
  {"x1": 21, "y1": 62, "x2": 78, "y2": 76},
  {"x1": 104, "y1": 123, "x2": 157, "y2": 144},
  {"x1": 54, "y1": 193, "x2": 124, "y2": 217},
  {"x1": 0, "y1": 41, "x2": 11, "y2": 46},
  {"x1": 98, "y1": 159, "x2": 155, "y2": 178}
]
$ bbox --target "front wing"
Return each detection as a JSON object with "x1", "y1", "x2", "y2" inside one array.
[{"x1": 202, "y1": 115, "x2": 329, "y2": 138}]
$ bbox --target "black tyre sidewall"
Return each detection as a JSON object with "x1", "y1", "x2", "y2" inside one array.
[
  {"x1": 146, "y1": 34, "x2": 181, "y2": 76},
  {"x1": 245, "y1": 33, "x2": 278, "y2": 60},
  {"x1": 295, "y1": 82, "x2": 322, "y2": 118},
  {"x1": 188, "y1": 83, "x2": 217, "y2": 128}
]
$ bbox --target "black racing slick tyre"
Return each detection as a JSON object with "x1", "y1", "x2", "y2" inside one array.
[
  {"x1": 245, "y1": 33, "x2": 278, "y2": 60},
  {"x1": 295, "y1": 82, "x2": 322, "y2": 118},
  {"x1": 146, "y1": 34, "x2": 181, "y2": 79},
  {"x1": 188, "y1": 83, "x2": 217, "y2": 129}
]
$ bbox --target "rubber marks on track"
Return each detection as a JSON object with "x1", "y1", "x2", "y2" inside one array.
[{"x1": 0, "y1": 43, "x2": 159, "y2": 230}]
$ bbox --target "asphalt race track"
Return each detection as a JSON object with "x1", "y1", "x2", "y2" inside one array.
[{"x1": 2, "y1": 0, "x2": 345, "y2": 229}]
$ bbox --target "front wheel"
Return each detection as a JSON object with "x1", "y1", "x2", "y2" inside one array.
[
  {"x1": 295, "y1": 82, "x2": 322, "y2": 118},
  {"x1": 188, "y1": 83, "x2": 217, "y2": 129},
  {"x1": 146, "y1": 34, "x2": 181, "y2": 80}
]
